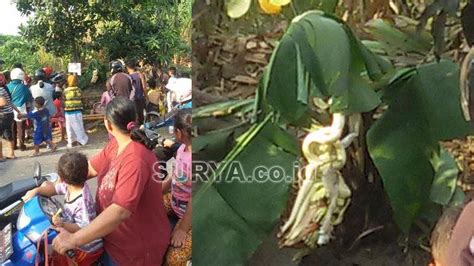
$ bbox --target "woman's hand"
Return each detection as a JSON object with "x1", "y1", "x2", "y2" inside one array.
[
  {"x1": 22, "y1": 188, "x2": 38, "y2": 202},
  {"x1": 52, "y1": 228, "x2": 78, "y2": 255},
  {"x1": 171, "y1": 228, "x2": 187, "y2": 247}
]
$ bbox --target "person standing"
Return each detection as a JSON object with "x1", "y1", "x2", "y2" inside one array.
[
  {"x1": 30, "y1": 69, "x2": 56, "y2": 116},
  {"x1": 162, "y1": 109, "x2": 192, "y2": 265},
  {"x1": 0, "y1": 73, "x2": 20, "y2": 161},
  {"x1": 63, "y1": 74, "x2": 88, "y2": 148},
  {"x1": 166, "y1": 67, "x2": 178, "y2": 111},
  {"x1": 126, "y1": 60, "x2": 147, "y2": 125},
  {"x1": 7, "y1": 68, "x2": 32, "y2": 151},
  {"x1": 18, "y1": 96, "x2": 57, "y2": 156},
  {"x1": 106, "y1": 60, "x2": 133, "y2": 99},
  {"x1": 166, "y1": 78, "x2": 192, "y2": 107}
]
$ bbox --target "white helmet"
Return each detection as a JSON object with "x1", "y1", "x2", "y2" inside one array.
[{"x1": 11, "y1": 68, "x2": 25, "y2": 81}]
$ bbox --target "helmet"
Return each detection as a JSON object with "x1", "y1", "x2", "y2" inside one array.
[
  {"x1": 10, "y1": 68, "x2": 25, "y2": 81},
  {"x1": 0, "y1": 73, "x2": 6, "y2": 87},
  {"x1": 34, "y1": 69, "x2": 47, "y2": 81},
  {"x1": 42, "y1": 66, "x2": 53, "y2": 78},
  {"x1": 51, "y1": 72, "x2": 66, "y2": 83},
  {"x1": 110, "y1": 60, "x2": 124, "y2": 74}
]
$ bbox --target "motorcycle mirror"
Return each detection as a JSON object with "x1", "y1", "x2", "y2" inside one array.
[{"x1": 33, "y1": 162, "x2": 41, "y2": 186}]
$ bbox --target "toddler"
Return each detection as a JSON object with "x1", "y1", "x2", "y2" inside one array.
[
  {"x1": 23, "y1": 152, "x2": 103, "y2": 265},
  {"x1": 18, "y1": 96, "x2": 56, "y2": 156}
]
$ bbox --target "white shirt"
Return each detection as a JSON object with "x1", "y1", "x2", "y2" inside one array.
[
  {"x1": 30, "y1": 81, "x2": 56, "y2": 116},
  {"x1": 166, "y1": 78, "x2": 192, "y2": 103}
]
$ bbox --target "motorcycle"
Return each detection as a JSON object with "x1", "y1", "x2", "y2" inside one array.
[
  {"x1": 0, "y1": 163, "x2": 74, "y2": 265},
  {"x1": 143, "y1": 100, "x2": 192, "y2": 133}
]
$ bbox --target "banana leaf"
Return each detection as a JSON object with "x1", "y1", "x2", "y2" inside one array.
[
  {"x1": 367, "y1": 60, "x2": 472, "y2": 233},
  {"x1": 193, "y1": 119, "x2": 300, "y2": 265},
  {"x1": 265, "y1": 11, "x2": 386, "y2": 124}
]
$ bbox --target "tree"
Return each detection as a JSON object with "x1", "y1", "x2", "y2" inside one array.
[
  {"x1": 15, "y1": 0, "x2": 191, "y2": 65},
  {"x1": 94, "y1": 0, "x2": 191, "y2": 65},
  {"x1": 16, "y1": 0, "x2": 100, "y2": 61}
]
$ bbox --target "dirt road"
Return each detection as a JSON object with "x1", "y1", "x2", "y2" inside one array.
[{"x1": 0, "y1": 129, "x2": 108, "y2": 188}]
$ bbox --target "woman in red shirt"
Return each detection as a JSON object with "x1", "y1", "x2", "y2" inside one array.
[{"x1": 52, "y1": 97, "x2": 171, "y2": 265}]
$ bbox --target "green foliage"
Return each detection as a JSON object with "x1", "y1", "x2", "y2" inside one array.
[
  {"x1": 0, "y1": 35, "x2": 39, "y2": 72},
  {"x1": 195, "y1": 9, "x2": 471, "y2": 264},
  {"x1": 95, "y1": 0, "x2": 191, "y2": 64},
  {"x1": 430, "y1": 147, "x2": 460, "y2": 206},
  {"x1": 262, "y1": 11, "x2": 387, "y2": 124},
  {"x1": 0, "y1": 35, "x2": 68, "y2": 74},
  {"x1": 16, "y1": 0, "x2": 191, "y2": 64},
  {"x1": 194, "y1": 11, "x2": 389, "y2": 265},
  {"x1": 16, "y1": 0, "x2": 99, "y2": 60},
  {"x1": 194, "y1": 118, "x2": 299, "y2": 266},
  {"x1": 367, "y1": 60, "x2": 471, "y2": 233},
  {"x1": 416, "y1": 0, "x2": 460, "y2": 58}
]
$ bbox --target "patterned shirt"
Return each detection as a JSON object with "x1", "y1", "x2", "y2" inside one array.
[
  {"x1": 0, "y1": 86, "x2": 13, "y2": 115},
  {"x1": 63, "y1": 86, "x2": 83, "y2": 113},
  {"x1": 55, "y1": 182, "x2": 103, "y2": 252},
  {"x1": 171, "y1": 144, "x2": 192, "y2": 219}
]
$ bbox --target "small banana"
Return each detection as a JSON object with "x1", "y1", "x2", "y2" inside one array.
[{"x1": 279, "y1": 105, "x2": 355, "y2": 249}]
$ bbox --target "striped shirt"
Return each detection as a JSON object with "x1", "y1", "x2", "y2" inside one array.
[
  {"x1": 63, "y1": 86, "x2": 83, "y2": 113},
  {"x1": 0, "y1": 87, "x2": 13, "y2": 115},
  {"x1": 171, "y1": 144, "x2": 192, "y2": 218}
]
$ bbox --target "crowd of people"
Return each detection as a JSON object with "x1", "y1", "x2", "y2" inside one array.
[
  {"x1": 0, "y1": 64, "x2": 81, "y2": 159},
  {"x1": 0, "y1": 60, "x2": 192, "y2": 266}
]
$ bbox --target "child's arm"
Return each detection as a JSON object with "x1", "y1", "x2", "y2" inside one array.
[
  {"x1": 59, "y1": 222, "x2": 81, "y2": 233},
  {"x1": 177, "y1": 199, "x2": 192, "y2": 232},
  {"x1": 52, "y1": 211, "x2": 81, "y2": 233},
  {"x1": 22, "y1": 181, "x2": 58, "y2": 202},
  {"x1": 171, "y1": 199, "x2": 192, "y2": 247}
]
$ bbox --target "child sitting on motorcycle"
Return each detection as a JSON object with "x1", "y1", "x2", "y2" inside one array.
[
  {"x1": 162, "y1": 109, "x2": 192, "y2": 265},
  {"x1": 22, "y1": 152, "x2": 104, "y2": 265}
]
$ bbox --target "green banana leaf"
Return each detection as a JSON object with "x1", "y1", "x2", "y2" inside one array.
[
  {"x1": 367, "y1": 60, "x2": 472, "y2": 233},
  {"x1": 365, "y1": 19, "x2": 432, "y2": 55},
  {"x1": 265, "y1": 11, "x2": 386, "y2": 124},
  {"x1": 430, "y1": 147, "x2": 459, "y2": 206},
  {"x1": 193, "y1": 120, "x2": 300, "y2": 265}
]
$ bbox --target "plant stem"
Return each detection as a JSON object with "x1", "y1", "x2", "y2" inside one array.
[{"x1": 291, "y1": 1, "x2": 299, "y2": 17}]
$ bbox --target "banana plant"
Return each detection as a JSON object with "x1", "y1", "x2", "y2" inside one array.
[{"x1": 194, "y1": 9, "x2": 471, "y2": 266}]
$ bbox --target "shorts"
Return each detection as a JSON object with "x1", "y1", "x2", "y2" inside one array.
[
  {"x1": 33, "y1": 128, "x2": 52, "y2": 145},
  {"x1": 0, "y1": 112, "x2": 14, "y2": 141}
]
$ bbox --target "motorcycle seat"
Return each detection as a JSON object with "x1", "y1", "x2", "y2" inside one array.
[{"x1": 0, "y1": 184, "x2": 13, "y2": 203}]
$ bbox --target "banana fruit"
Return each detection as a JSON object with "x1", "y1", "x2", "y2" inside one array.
[{"x1": 279, "y1": 102, "x2": 355, "y2": 248}]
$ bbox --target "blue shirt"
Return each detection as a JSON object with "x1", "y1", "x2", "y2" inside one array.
[
  {"x1": 7, "y1": 80, "x2": 32, "y2": 107},
  {"x1": 27, "y1": 108, "x2": 50, "y2": 135}
]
